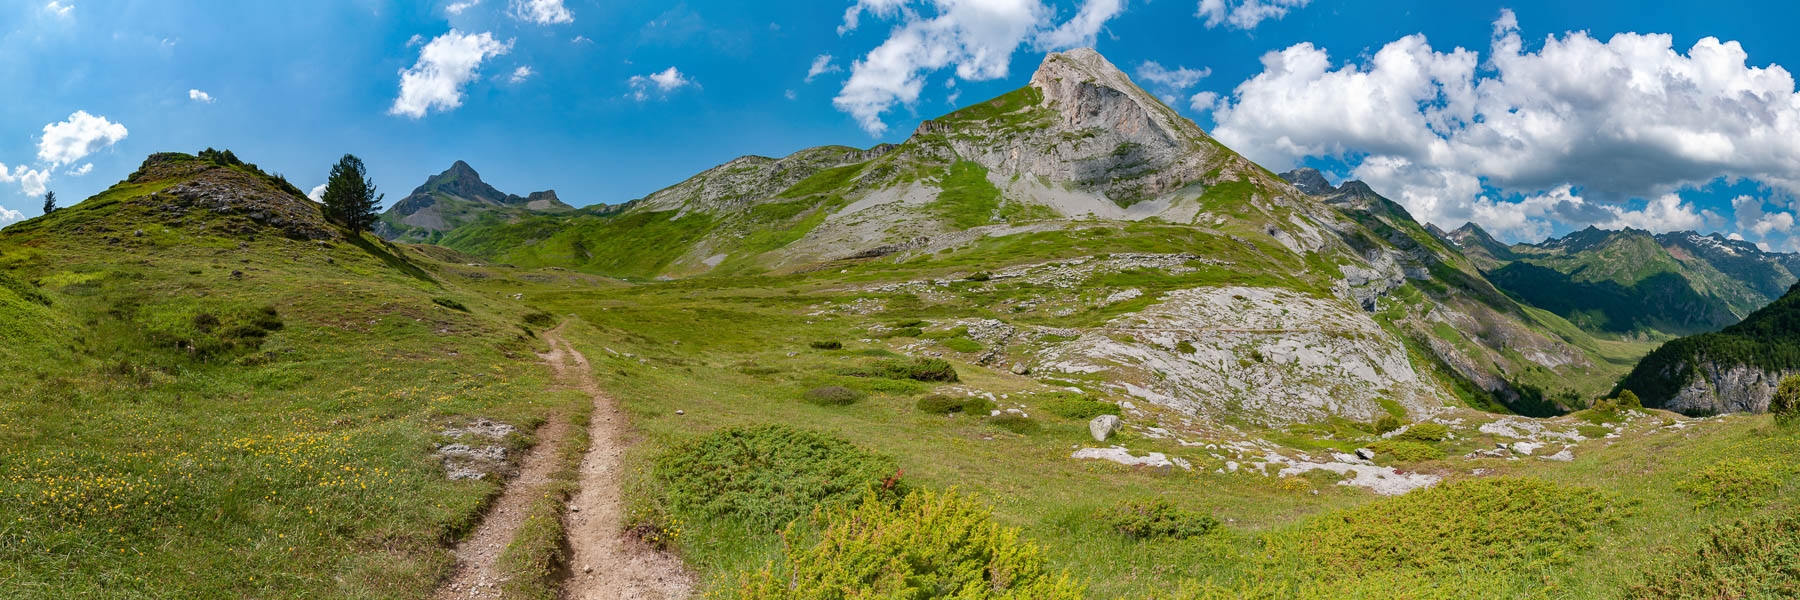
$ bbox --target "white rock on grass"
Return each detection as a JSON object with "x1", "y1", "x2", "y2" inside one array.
[
  {"x1": 1089, "y1": 415, "x2": 1122, "y2": 442},
  {"x1": 1542, "y1": 449, "x2": 1575, "y2": 462},
  {"x1": 1274, "y1": 459, "x2": 1440, "y2": 496},
  {"x1": 1071, "y1": 446, "x2": 1190, "y2": 470},
  {"x1": 1511, "y1": 441, "x2": 1544, "y2": 456}
]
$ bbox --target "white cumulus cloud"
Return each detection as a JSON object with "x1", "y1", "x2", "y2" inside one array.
[
  {"x1": 1035, "y1": 0, "x2": 1125, "y2": 51},
  {"x1": 1733, "y1": 195, "x2": 1797, "y2": 238},
  {"x1": 1136, "y1": 61, "x2": 1210, "y2": 91},
  {"x1": 806, "y1": 54, "x2": 841, "y2": 83},
  {"x1": 0, "y1": 163, "x2": 51, "y2": 198},
  {"x1": 510, "y1": 0, "x2": 572, "y2": 25},
  {"x1": 509, "y1": 65, "x2": 534, "y2": 84},
  {"x1": 1195, "y1": 0, "x2": 1309, "y2": 30},
  {"x1": 1204, "y1": 10, "x2": 1800, "y2": 243},
  {"x1": 628, "y1": 67, "x2": 695, "y2": 102},
  {"x1": 38, "y1": 111, "x2": 127, "y2": 168},
  {"x1": 66, "y1": 163, "x2": 91, "y2": 176},
  {"x1": 188, "y1": 89, "x2": 214, "y2": 103},
  {"x1": 835, "y1": 0, "x2": 1131, "y2": 136},
  {"x1": 308, "y1": 184, "x2": 327, "y2": 203},
  {"x1": 389, "y1": 30, "x2": 512, "y2": 119},
  {"x1": 446, "y1": 0, "x2": 480, "y2": 15},
  {"x1": 43, "y1": 1, "x2": 72, "y2": 17},
  {"x1": 0, "y1": 206, "x2": 22, "y2": 224}
]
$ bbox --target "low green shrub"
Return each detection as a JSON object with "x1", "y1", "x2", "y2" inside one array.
[
  {"x1": 860, "y1": 357, "x2": 960, "y2": 382},
  {"x1": 941, "y1": 337, "x2": 983, "y2": 353},
  {"x1": 1677, "y1": 457, "x2": 1786, "y2": 508},
  {"x1": 729, "y1": 490, "x2": 1083, "y2": 599},
  {"x1": 1372, "y1": 415, "x2": 1404, "y2": 435},
  {"x1": 654, "y1": 424, "x2": 902, "y2": 531},
  {"x1": 1268, "y1": 477, "x2": 1624, "y2": 576},
  {"x1": 521, "y1": 310, "x2": 556, "y2": 327},
  {"x1": 1577, "y1": 425, "x2": 1612, "y2": 439},
  {"x1": 1772, "y1": 375, "x2": 1800, "y2": 426},
  {"x1": 1040, "y1": 393, "x2": 1121, "y2": 420},
  {"x1": 1175, "y1": 340, "x2": 1197, "y2": 354},
  {"x1": 431, "y1": 296, "x2": 470, "y2": 312},
  {"x1": 1367, "y1": 440, "x2": 1445, "y2": 462},
  {"x1": 966, "y1": 271, "x2": 992, "y2": 282},
  {"x1": 988, "y1": 412, "x2": 1037, "y2": 434},
  {"x1": 808, "y1": 340, "x2": 842, "y2": 350},
  {"x1": 804, "y1": 386, "x2": 865, "y2": 406},
  {"x1": 1395, "y1": 422, "x2": 1448, "y2": 442},
  {"x1": 916, "y1": 394, "x2": 993, "y2": 415},
  {"x1": 1101, "y1": 499, "x2": 1220, "y2": 539},
  {"x1": 1631, "y1": 514, "x2": 1800, "y2": 599},
  {"x1": 885, "y1": 326, "x2": 924, "y2": 338},
  {"x1": 1616, "y1": 389, "x2": 1643, "y2": 409}
]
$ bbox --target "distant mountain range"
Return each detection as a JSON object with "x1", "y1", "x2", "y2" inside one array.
[
  {"x1": 1440, "y1": 223, "x2": 1800, "y2": 337},
  {"x1": 375, "y1": 160, "x2": 573, "y2": 244}
]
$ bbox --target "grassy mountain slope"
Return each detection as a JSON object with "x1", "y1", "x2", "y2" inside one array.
[
  {"x1": 444, "y1": 49, "x2": 1635, "y2": 420},
  {"x1": 0, "y1": 151, "x2": 581, "y2": 597}
]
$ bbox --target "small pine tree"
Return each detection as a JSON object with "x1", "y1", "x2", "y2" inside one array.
[
  {"x1": 1616, "y1": 389, "x2": 1642, "y2": 410},
  {"x1": 1772, "y1": 375, "x2": 1800, "y2": 426},
  {"x1": 41, "y1": 191, "x2": 56, "y2": 214},
  {"x1": 320, "y1": 154, "x2": 382, "y2": 234}
]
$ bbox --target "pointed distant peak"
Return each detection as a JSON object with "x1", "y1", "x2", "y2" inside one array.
[
  {"x1": 1035, "y1": 48, "x2": 1118, "y2": 76},
  {"x1": 1278, "y1": 168, "x2": 1333, "y2": 196},
  {"x1": 442, "y1": 160, "x2": 480, "y2": 179},
  {"x1": 1451, "y1": 221, "x2": 1492, "y2": 238}
]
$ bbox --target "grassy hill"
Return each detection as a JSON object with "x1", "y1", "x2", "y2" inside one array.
[{"x1": 0, "y1": 151, "x2": 584, "y2": 597}]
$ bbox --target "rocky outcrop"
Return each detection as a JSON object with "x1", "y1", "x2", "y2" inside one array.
[
  {"x1": 1666, "y1": 361, "x2": 1797, "y2": 415},
  {"x1": 1036, "y1": 286, "x2": 1446, "y2": 425}
]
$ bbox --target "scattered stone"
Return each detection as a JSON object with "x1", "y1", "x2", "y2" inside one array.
[
  {"x1": 675, "y1": 410, "x2": 685, "y2": 416},
  {"x1": 1009, "y1": 363, "x2": 1030, "y2": 375},
  {"x1": 1542, "y1": 449, "x2": 1575, "y2": 462},
  {"x1": 1355, "y1": 447, "x2": 1376, "y2": 461},
  {"x1": 1510, "y1": 441, "x2": 1544, "y2": 456},
  {"x1": 133, "y1": 229, "x2": 145, "y2": 237},
  {"x1": 229, "y1": 269, "x2": 244, "y2": 280},
  {"x1": 1089, "y1": 414, "x2": 1122, "y2": 442},
  {"x1": 1071, "y1": 446, "x2": 1190, "y2": 470}
]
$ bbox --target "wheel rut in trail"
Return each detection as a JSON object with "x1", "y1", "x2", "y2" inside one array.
[
  {"x1": 546, "y1": 327, "x2": 694, "y2": 600},
  {"x1": 433, "y1": 346, "x2": 576, "y2": 599},
  {"x1": 432, "y1": 324, "x2": 690, "y2": 599}
]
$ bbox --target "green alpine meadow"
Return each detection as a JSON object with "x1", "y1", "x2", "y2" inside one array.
[{"x1": 10, "y1": 3, "x2": 1800, "y2": 599}]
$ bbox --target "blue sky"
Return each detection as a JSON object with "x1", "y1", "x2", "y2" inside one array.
[{"x1": 6, "y1": 0, "x2": 1800, "y2": 249}]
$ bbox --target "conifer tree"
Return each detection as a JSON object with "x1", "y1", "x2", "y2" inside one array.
[
  {"x1": 321, "y1": 154, "x2": 381, "y2": 234},
  {"x1": 41, "y1": 190, "x2": 56, "y2": 215}
]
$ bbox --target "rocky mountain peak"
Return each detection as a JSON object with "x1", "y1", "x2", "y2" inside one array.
[{"x1": 1279, "y1": 168, "x2": 1333, "y2": 196}]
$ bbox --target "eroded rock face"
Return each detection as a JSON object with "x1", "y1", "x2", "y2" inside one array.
[
  {"x1": 1666, "y1": 361, "x2": 1797, "y2": 414},
  {"x1": 1037, "y1": 286, "x2": 1446, "y2": 425}
]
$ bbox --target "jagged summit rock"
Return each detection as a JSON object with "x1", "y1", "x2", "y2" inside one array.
[
  {"x1": 376, "y1": 161, "x2": 574, "y2": 243},
  {"x1": 1280, "y1": 168, "x2": 1333, "y2": 196}
]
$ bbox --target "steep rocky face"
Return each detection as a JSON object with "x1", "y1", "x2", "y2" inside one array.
[
  {"x1": 1620, "y1": 281, "x2": 1800, "y2": 413},
  {"x1": 376, "y1": 161, "x2": 573, "y2": 243}
]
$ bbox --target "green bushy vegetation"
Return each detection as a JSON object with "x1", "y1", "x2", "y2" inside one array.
[
  {"x1": 651, "y1": 424, "x2": 902, "y2": 531},
  {"x1": 1101, "y1": 499, "x2": 1220, "y2": 540},
  {"x1": 1773, "y1": 375, "x2": 1800, "y2": 426},
  {"x1": 1039, "y1": 393, "x2": 1121, "y2": 420},
  {"x1": 916, "y1": 394, "x2": 994, "y2": 415},
  {"x1": 1367, "y1": 440, "x2": 1444, "y2": 463},
  {"x1": 856, "y1": 357, "x2": 960, "y2": 382},
  {"x1": 807, "y1": 340, "x2": 842, "y2": 350},
  {"x1": 729, "y1": 490, "x2": 1083, "y2": 600},
  {"x1": 804, "y1": 385, "x2": 865, "y2": 406},
  {"x1": 1394, "y1": 422, "x2": 1448, "y2": 442},
  {"x1": 930, "y1": 161, "x2": 1004, "y2": 229},
  {"x1": 988, "y1": 412, "x2": 1038, "y2": 434},
  {"x1": 1372, "y1": 414, "x2": 1404, "y2": 434},
  {"x1": 1632, "y1": 513, "x2": 1800, "y2": 599},
  {"x1": 1677, "y1": 457, "x2": 1791, "y2": 508}
]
